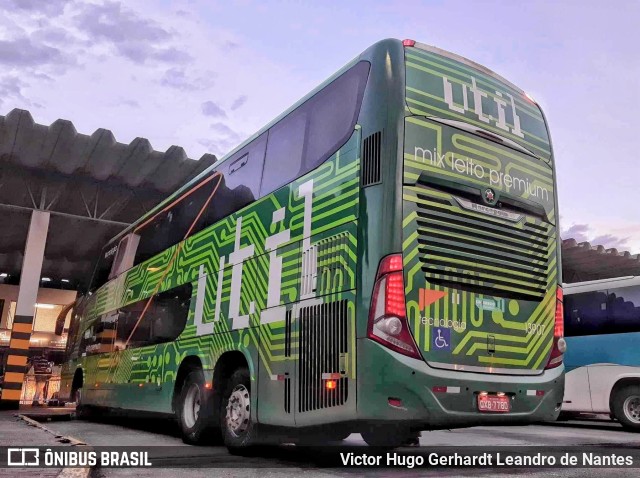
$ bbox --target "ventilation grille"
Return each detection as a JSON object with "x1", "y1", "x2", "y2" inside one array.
[
  {"x1": 415, "y1": 191, "x2": 551, "y2": 300},
  {"x1": 316, "y1": 233, "x2": 349, "y2": 295},
  {"x1": 361, "y1": 131, "x2": 382, "y2": 186},
  {"x1": 298, "y1": 300, "x2": 348, "y2": 413},
  {"x1": 284, "y1": 377, "x2": 291, "y2": 414},
  {"x1": 284, "y1": 309, "x2": 292, "y2": 413}
]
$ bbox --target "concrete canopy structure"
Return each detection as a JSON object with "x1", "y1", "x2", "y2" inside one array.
[
  {"x1": 562, "y1": 238, "x2": 640, "y2": 283},
  {"x1": 0, "y1": 108, "x2": 216, "y2": 408},
  {"x1": 0, "y1": 108, "x2": 216, "y2": 290}
]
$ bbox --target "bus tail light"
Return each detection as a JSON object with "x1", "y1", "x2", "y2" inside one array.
[
  {"x1": 367, "y1": 254, "x2": 421, "y2": 360},
  {"x1": 545, "y1": 287, "x2": 566, "y2": 369}
]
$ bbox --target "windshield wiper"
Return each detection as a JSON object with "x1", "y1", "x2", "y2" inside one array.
[{"x1": 424, "y1": 116, "x2": 550, "y2": 165}]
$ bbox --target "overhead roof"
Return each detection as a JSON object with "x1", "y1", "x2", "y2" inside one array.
[
  {"x1": 562, "y1": 238, "x2": 640, "y2": 283},
  {"x1": 0, "y1": 108, "x2": 216, "y2": 291}
]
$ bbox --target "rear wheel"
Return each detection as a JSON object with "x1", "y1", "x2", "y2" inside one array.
[
  {"x1": 177, "y1": 368, "x2": 216, "y2": 444},
  {"x1": 612, "y1": 385, "x2": 640, "y2": 431},
  {"x1": 73, "y1": 387, "x2": 94, "y2": 420},
  {"x1": 361, "y1": 426, "x2": 415, "y2": 447},
  {"x1": 220, "y1": 367, "x2": 259, "y2": 453}
]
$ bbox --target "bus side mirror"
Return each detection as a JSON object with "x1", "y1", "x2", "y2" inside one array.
[{"x1": 54, "y1": 300, "x2": 79, "y2": 336}]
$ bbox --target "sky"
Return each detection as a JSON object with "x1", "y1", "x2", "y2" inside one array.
[{"x1": 1, "y1": 0, "x2": 639, "y2": 253}]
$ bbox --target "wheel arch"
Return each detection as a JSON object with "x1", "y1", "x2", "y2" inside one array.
[
  {"x1": 211, "y1": 351, "x2": 251, "y2": 420},
  {"x1": 609, "y1": 376, "x2": 640, "y2": 414},
  {"x1": 71, "y1": 368, "x2": 83, "y2": 392},
  {"x1": 172, "y1": 355, "x2": 204, "y2": 413}
]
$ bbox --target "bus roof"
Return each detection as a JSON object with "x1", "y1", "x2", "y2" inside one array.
[
  {"x1": 563, "y1": 275, "x2": 640, "y2": 294},
  {"x1": 105, "y1": 38, "x2": 530, "y2": 249},
  {"x1": 103, "y1": 41, "x2": 381, "y2": 248}
]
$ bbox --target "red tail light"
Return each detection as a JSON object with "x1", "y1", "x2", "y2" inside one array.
[
  {"x1": 367, "y1": 254, "x2": 421, "y2": 359},
  {"x1": 545, "y1": 287, "x2": 566, "y2": 369}
]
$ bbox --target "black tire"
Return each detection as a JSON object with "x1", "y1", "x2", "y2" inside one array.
[
  {"x1": 73, "y1": 388, "x2": 94, "y2": 420},
  {"x1": 361, "y1": 426, "x2": 414, "y2": 448},
  {"x1": 556, "y1": 411, "x2": 574, "y2": 422},
  {"x1": 220, "y1": 367, "x2": 259, "y2": 453},
  {"x1": 296, "y1": 430, "x2": 351, "y2": 445},
  {"x1": 177, "y1": 368, "x2": 216, "y2": 444},
  {"x1": 612, "y1": 385, "x2": 640, "y2": 431}
]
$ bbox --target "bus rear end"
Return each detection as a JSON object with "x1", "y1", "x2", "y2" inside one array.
[{"x1": 358, "y1": 41, "x2": 565, "y2": 437}]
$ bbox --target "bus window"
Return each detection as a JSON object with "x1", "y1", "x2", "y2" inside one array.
[
  {"x1": 260, "y1": 108, "x2": 307, "y2": 195},
  {"x1": 221, "y1": 132, "x2": 267, "y2": 200},
  {"x1": 564, "y1": 290, "x2": 608, "y2": 337},
  {"x1": 608, "y1": 287, "x2": 640, "y2": 334},
  {"x1": 134, "y1": 175, "x2": 221, "y2": 264},
  {"x1": 260, "y1": 61, "x2": 369, "y2": 196},
  {"x1": 115, "y1": 283, "x2": 192, "y2": 350},
  {"x1": 89, "y1": 243, "x2": 118, "y2": 291}
]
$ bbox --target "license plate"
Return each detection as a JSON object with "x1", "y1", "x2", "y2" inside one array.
[{"x1": 477, "y1": 394, "x2": 511, "y2": 413}]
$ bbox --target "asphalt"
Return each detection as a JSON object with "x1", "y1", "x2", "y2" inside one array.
[
  {"x1": 0, "y1": 407, "x2": 73, "y2": 477},
  {"x1": 3, "y1": 407, "x2": 640, "y2": 477}
]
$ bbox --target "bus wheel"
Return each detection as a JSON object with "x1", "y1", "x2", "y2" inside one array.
[
  {"x1": 73, "y1": 388, "x2": 92, "y2": 420},
  {"x1": 220, "y1": 367, "x2": 258, "y2": 453},
  {"x1": 178, "y1": 368, "x2": 214, "y2": 444},
  {"x1": 613, "y1": 385, "x2": 640, "y2": 431},
  {"x1": 361, "y1": 426, "x2": 414, "y2": 447}
]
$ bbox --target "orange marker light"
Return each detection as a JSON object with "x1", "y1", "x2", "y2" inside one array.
[
  {"x1": 325, "y1": 380, "x2": 337, "y2": 390},
  {"x1": 205, "y1": 383, "x2": 212, "y2": 389}
]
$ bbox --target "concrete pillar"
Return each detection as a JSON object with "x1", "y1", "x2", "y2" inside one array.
[{"x1": 0, "y1": 210, "x2": 50, "y2": 409}]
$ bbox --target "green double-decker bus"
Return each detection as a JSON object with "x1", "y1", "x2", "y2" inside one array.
[{"x1": 60, "y1": 39, "x2": 565, "y2": 451}]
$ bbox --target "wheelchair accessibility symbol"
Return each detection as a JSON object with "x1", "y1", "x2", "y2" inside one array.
[{"x1": 433, "y1": 327, "x2": 451, "y2": 351}]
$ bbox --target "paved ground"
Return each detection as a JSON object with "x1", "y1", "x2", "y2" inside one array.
[
  {"x1": 14, "y1": 410, "x2": 639, "y2": 478},
  {"x1": 0, "y1": 408, "x2": 70, "y2": 477}
]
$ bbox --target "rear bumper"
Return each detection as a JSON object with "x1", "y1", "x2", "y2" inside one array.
[{"x1": 356, "y1": 338, "x2": 564, "y2": 430}]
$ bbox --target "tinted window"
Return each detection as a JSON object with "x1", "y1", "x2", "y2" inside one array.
[
  {"x1": 115, "y1": 283, "x2": 192, "y2": 350},
  {"x1": 134, "y1": 175, "x2": 221, "y2": 264},
  {"x1": 565, "y1": 286, "x2": 640, "y2": 337},
  {"x1": 608, "y1": 286, "x2": 640, "y2": 334},
  {"x1": 260, "y1": 109, "x2": 307, "y2": 194},
  {"x1": 564, "y1": 290, "x2": 608, "y2": 337},
  {"x1": 221, "y1": 132, "x2": 267, "y2": 200},
  {"x1": 82, "y1": 284, "x2": 192, "y2": 355},
  {"x1": 89, "y1": 243, "x2": 118, "y2": 291},
  {"x1": 260, "y1": 61, "x2": 369, "y2": 195}
]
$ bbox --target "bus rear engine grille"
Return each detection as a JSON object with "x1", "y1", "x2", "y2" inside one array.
[
  {"x1": 416, "y1": 197, "x2": 551, "y2": 301},
  {"x1": 298, "y1": 300, "x2": 348, "y2": 413}
]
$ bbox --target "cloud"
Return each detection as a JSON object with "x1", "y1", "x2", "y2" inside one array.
[
  {"x1": 160, "y1": 68, "x2": 198, "y2": 91},
  {"x1": 591, "y1": 234, "x2": 630, "y2": 250},
  {"x1": 562, "y1": 223, "x2": 590, "y2": 243},
  {"x1": 72, "y1": 1, "x2": 190, "y2": 64},
  {"x1": 562, "y1": 223, "x2": 630, "y2": 250},
  {"x1": 230, "y1": 95, "x2": 247, "y2": 110},
  {"x1": 210, "y1": 122, "x2": 238, "y2": 137},
  {"x1": 0, "y1": 36, "x2": 68, "y2": 67},
  {"x1": 2, "y1": 0, "x2": 69, "y2": 17},
  {"x1": 198, "y1": 122, "x2": 244, "y2": 156},
  {"x1": 201, "y1": 101, "x2": 227, "y2": 118},
  {"x1": 0, "y1": 76, "x2": 29, "y2": 109},
  {"x1": 74, "y1": 1, "x2": 171, "y2": 44}
]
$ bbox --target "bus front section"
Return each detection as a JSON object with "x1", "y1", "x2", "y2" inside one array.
[{"x1": 359, "y1": 41, "x2": 564, "y2": 434}]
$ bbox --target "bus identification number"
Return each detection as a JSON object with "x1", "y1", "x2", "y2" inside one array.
[{"x1": 526, "y1": 323, "x2": 546, "y2": 336}]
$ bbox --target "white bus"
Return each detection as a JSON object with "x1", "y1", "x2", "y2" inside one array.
[{"x1": 562, "y1": 276, "x2": 640, "y2": 430}]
